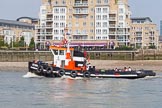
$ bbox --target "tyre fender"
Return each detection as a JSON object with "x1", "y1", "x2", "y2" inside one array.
[
  {"x1": 37, "y1": 65, "x2": 43, "y2": 74},
  {"x1": 84, "y1": 71, "x2": 91, "y2": 78},
  {"x1": 59, "y1": 69, "x2": 65, "y2": 77},
  {"x1": 46, "y1": 66, "x2": 53, "y2": 74},
  {"x1": 70, "y1": 71, "x2": 77, "y2": 78}
]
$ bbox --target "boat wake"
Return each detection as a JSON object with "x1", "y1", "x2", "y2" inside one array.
[
  {"x1": 23, "y1": 72, "x2": 43, "y2": 78},
  {"x1": 143, "y1": 75, "x2": 162, "y2": 80},
  {"x1": 61, "y1": 75, "x2": 84, "y2": 80}
]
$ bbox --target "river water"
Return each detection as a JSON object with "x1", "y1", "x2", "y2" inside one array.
[{"x1": 0, "y1": 71, "x2": 162, "y2": 108}]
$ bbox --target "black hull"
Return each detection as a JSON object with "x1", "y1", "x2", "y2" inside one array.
[{"x1": 28, "y1": 61, "x2": 156, "y2": 79}]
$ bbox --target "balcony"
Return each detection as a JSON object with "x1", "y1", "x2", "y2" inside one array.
[
  {"x1": 46, "y1": 25, "x2": 53, "y2": 28},
  {"x1": 46, "y1": 18, "x2": 53, "y2": 22},
  {"x1": 73, "y1": 10, "x2": 88, "y2": 15},
  {"x1": 136, "y1": 40, "x2": 142, "y2": 43},
  {"x1": 47, "y1": 11, "x2": 52, "y2": 15},
  {"x1": 36, "y1": 32, "x2": 52, "y2": 36},
  {"x1": 135, "y1": 35, "x2": 142, "y2": 37},
  {"x1": 109, "y1": 24, "x2": 116, "y2": 28},
  {"x1": 109, "y1": 17, "x2": 116, "y2": 21},
  {"x1": 109, "y1": 11, "x2": 117, "y2": 14},
  {"x1": 116, "y1": 32, "x2": 130, "y2": 35},
  {"x1": 73, "y1": 32, "x2": 88, "y2": 36},
  {"x1": 109, "y1": 32, "x2": 116, "y2": 35},
  {"x1": 35, "y1": 25, "x2": 53, "y2": 29},
  {"x1": 73, "y1": 3, "x2": 88, "y2": 7},
  {"x1": 46, "y1": 32, "x2": 53, "y2": 35}
]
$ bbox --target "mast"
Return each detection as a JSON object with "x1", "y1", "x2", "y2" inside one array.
[{"x1": 63, "y1": 26, "x2": 71, "y2": 59}]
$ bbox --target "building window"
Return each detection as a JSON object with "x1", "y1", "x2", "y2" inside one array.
[
  {"x1": 62, "y1": 0, "x2": 66, "y2": 4},
  {"x1": 55, "y1": 1, "x2": 58, "y2": 5},
  {"x1": 119, "y1": 22, "x2": 123, "y2": 27},
  {"x1": 103, "y1": 8, "x2": 108, "y2": 13},
  {"x1": 60, "y1": 30, "x2": 64, "y2": 34},
  {"x1": 96, "y1": 36, "x2": 101, "y2": 40},
  {"x1": 96, "y1": 15, "x2": 101, "y2": 20},
  {"x1": 90, "y1": 22, "x2": 93, "y2": 26},
  {"x1": 97, "y1": 0, "x2": 101, "y2": 4},
  {"x1": 54, "y1": 16, "x2": 59, "y2": 20},
  {"x1": 103, "y1": 15, "x2": 107, "y2": 20},
  {"x1": 82, "y1": 30, "x2": 87, "y2": 34},
  {"x1": 60, "y1": 8, "x2": 65, "y2": 13},
  {"x1": 90, "y1": 16, "x2": 93, "y2": 19},
  {"x1": 69, "y1": 15, "x2": 72, "y2": 19},
  {"x1": 103, "y1": 22, "x2": 107, "y2": 27},
  {"x1": 103, "y1": 29, "x2": 107, "y2": 34},
  {"x1": 119, "y1": 8, "x2": 124, "y2": 13},
  {"x1": 60, "y1": 23, "x2": 65, "y2": 27},
  {"x1": 96, "y1": 8, "x2": 101, "y2": 13},
  {"x1": 54, "y1": 37, "x2": 59, "y2": 40},
  {"x1": 69, "y1": 8, "x2": 72, "y2": 13},
  {"x1": 91, "y1": 8, "x2": 94, "y2": 12},
  {"x1": 96, "y1": 29, "x2": 101, "y2": 34},
  {"x1": 75, "y1": 22, "x2": 79, "y2": 27},
  {"x1": 42, "y1": 9, "x2": 46, "y2": 14},
  {"x1": 90, "y1": 29, "x2": 93, "y2": 33},
  {"x1": 119, "y1": 15, "x2": 123, "y2": 20},
  {"x1": 68, "y1": 22, "x2": 72, "y2": 27},
  {"x1": 96, "y1": 22, "x2": 101, "y2": 27},
  {"x1": 60, "y1": 16, "x2": 65, "y2": 20},
  {"x1": 54, "y1": 30, "x2": 59, "y2": 34},
  {"x1": 54, "y1": 23, "x2": 59, "y2": 27},
  {"x1": 104, "y1": 0, "x2": 108, "y2": 3},
  {"x1": 54, "y1": 8, "x2": 59, "y2": 13}
]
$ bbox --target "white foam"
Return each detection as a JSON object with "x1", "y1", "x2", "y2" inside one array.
[
  {"x1": 143, "y1": 75, "x2": 161, "y2": 80},
  {"x1": 23, "y1": 72, "x2": 43, "y2": 78},
  {"x1": 61, "y1": 75, "x2": 83, "y2": 80}
]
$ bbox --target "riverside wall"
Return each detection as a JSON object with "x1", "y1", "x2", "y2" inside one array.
[{"x1": 0, "y1": 49, "x2": 162, "y2": 62}]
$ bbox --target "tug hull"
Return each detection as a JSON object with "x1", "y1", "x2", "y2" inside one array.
[{"x1": 28, "y1": 61, "x2": 156, "y2": 79}]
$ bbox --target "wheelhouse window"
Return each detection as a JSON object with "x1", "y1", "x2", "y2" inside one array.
[
  {"x1": 53, "y1": 50, "x2": 58, "y2": 55},
  {"x1": 59, "y1": 50, "x2": 64, "y2": 55}
]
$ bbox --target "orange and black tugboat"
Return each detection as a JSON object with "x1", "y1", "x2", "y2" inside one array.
[{"x1": 28, "y1": 27, "x2": 156, "y2": 79}]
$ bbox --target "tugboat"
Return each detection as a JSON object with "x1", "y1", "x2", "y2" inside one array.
[{"x1": 28, "y1": 27, "x2": 156, "y2": 79}]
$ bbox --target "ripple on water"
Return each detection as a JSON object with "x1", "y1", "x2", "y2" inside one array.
[{"x1": 0, "y1": 71, "x2": 162, "y2": 108}]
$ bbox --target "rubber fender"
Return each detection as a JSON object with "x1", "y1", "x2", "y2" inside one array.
[
  {"x1": 46, "y1": 66, "x2": 53, "y2": 74},
  {"x1": 59, "y1": 69, "x2": 65, "y2": 76},
  {"x1": 37, "y1": 65, "x2": 43, "y2": 74},
  {"x1": 70, "y1": 71, "x2": 77, "y2": 78},
  {"x1": 84, "y1": 71, "x2": 91, "y2": 78}
]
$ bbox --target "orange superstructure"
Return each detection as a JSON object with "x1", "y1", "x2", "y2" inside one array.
[{"x1": 49, "y1": 27, "x2": 88, "y2": 73}]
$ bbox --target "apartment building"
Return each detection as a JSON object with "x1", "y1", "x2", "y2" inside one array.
[
  {"x1": 130, "y1": 17, "x2": 159, "y2": 49},
  {"x1": 36, "y1": 0, "x2": 131, "y2": 49},
  {"x1": 160, "y1": 20, "x2": 162, "y2": 36},
  {"x1": 0, "y1": 17, "x2": 36, "y2": 47}
]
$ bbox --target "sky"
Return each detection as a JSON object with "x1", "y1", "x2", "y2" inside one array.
[{"x1": 0, "y1": 0, "x2": 161, "y2": 29}]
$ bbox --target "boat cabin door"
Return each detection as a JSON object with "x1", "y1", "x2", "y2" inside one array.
[{"x1": 61, "y1": 60, "x2": 65, "y2": 68}]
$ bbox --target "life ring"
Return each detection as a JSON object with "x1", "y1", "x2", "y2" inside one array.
[
  {"x1": 84, "y1": 71, "x2": 91, "y2": 78},
  {"x1": 70, "y1": 71, "x2": 77, "y2": 78},
  {"x1": 59, "y1": 69, "x2": 65, "y2": 76},
  {"x1": 46, "y1": 66, "x2": 53, "y2": 75},
  {"x1": 37, "y1": 65, "x2": 43, "y2": 74}
]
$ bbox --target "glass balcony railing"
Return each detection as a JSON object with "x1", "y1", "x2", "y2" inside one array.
[
  {"x1": 74, "y1": 3, "x2": 88, "y2": 7},
  {"x1": 73, "y1": 10, "x2": 88, "y2": 14}
]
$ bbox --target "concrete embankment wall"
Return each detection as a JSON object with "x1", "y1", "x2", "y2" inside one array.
[
  {"x1": 0, "y1": 51, "x2": 53, "y2": 62},
  {"x1": 0, "y1": 49, "x2": 162, "y2": 62}
]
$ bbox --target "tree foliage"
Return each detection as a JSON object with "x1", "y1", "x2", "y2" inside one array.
[
  {"x1": 19, "y1": 36, "x2": 25, "y2": 47},
  {"x1": 29, "y1": 37, "x2": 35, "y2": 50},
  {"x1": 0, "y1": 39, "x2": 4, "y2": 47}
]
